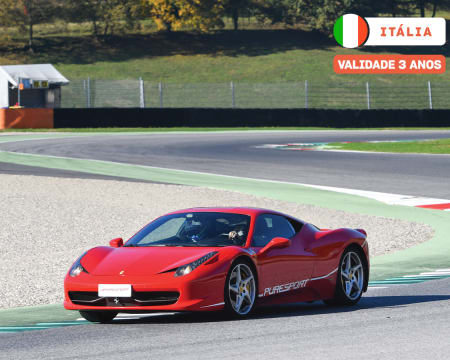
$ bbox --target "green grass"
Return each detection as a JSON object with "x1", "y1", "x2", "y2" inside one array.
[
  {"x1": 1, "y1": 27, "x2": 448, "y2": 84},
  {"x1": 2, "y1": 127, "x2": 450, "y2": 133},
  {"x1": 1, "y1": 21, "x2": 450, "y2": 109},
  {"x1": 329, "y1": 138, "x2": 450, "y2": 154}
]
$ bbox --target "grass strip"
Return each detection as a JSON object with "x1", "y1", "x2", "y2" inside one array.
[
  {"x1": 329, "y1": 138, "x2": 450, "y2": 154},
  {"x1": 0, "y1": 304, "x2": 79, "y2": 327}
]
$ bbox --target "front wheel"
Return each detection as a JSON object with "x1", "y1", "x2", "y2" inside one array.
[
  {"x1": 324, "y1": 248, "x2": 365, "y2": 306},
  {"x1": 79, "y1": 310, "x2": 118, "y2": 323},
  {"x1": 224, "y1": 261, "x2": 257, "y2": 317}
]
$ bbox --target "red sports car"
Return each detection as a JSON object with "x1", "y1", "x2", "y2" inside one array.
[{"x1": 64, "y1": 207, "x2": 369, "y2": 322}]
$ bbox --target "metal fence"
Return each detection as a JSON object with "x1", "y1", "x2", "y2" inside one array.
[{"x1": 61, "y1": 79, "x2": 450, "y2": 109}]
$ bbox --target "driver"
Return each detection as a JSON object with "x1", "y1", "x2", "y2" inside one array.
[{"x1": 228, "y1": 226, "x2": 246, "y2": 244}]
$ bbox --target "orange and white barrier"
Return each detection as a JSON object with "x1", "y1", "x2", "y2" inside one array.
[{"x1": 0, "y1": 108, "x2": 54, "y2": 129}]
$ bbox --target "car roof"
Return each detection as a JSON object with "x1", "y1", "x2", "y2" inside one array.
[{"x1": 166, "y1": 207, "x2": 300, "y2": 220}]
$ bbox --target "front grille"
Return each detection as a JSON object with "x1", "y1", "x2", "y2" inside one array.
[
  {"x1": 69, "y1": 291, "x2": 179, "y2": 307},
  {"x1": 69, "y1": 291, "x2": 100, "y2": 303},
  {"x1": 133, "y1": 292, "x2": 180, "y2": 304}
]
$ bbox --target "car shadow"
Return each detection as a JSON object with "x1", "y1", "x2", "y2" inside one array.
[{"x1": 110, "y1": 294, "x2": 450, "y2": 325}]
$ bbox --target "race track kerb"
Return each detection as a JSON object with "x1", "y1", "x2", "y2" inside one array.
[{"x1": 0, "y1": 147, "x2": 449, "y2": 281}]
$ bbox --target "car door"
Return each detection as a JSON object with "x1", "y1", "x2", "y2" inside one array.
[{"x1": 251, "y1": 214, "x2": 314, "y2": 297}]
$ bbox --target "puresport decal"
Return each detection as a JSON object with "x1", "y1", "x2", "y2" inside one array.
[
  {"x1": 261, "y1": 279, "x2": 308, "y2": 297},
  {"x1": 259, "y1": 268, "x2": 339, "y2": 297}
]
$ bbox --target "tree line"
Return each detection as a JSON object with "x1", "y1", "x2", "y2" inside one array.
[{"x1": 1, "y1": 0, "x2": 449, "y2": 52}]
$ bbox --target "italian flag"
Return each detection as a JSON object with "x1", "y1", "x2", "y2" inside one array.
[{"x1": 334, "y1": 14, "x2": 369, "y2": 48}]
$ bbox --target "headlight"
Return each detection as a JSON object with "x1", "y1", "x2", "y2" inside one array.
[
  {"x1": 174, "y1": 251, "x2": 218, "y2": 277},
  {"x1": 69, "y1": 252, "x2": 89, "y2": 277}
]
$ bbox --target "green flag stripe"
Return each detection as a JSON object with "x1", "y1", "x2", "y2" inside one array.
[{"x1": 333, "y1": 16, "x2": 344, "y2": 46}]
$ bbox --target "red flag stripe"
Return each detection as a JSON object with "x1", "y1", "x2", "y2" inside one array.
[{"x1": 358, "y1": 16, "x2": 369, "y2": 46}]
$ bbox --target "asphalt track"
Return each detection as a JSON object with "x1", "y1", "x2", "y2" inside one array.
[
  {"x1": 0, "y1": 130, "x2": 450, "y2": 197},
  {"x1": 1, "y1": 280, "x2": 449, "y2": 360},
  {"x1": 0, "y1": 130, "x2": 450, "y2": 359}
]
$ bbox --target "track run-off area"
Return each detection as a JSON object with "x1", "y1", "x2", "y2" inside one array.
[{"x1": 0, "y1": 129, "x2": 449, "y2": 359}]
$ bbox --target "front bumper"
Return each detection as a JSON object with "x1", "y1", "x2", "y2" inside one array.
[{"x1": 64, "y1": 271, "x2": 227, "y2": 312}]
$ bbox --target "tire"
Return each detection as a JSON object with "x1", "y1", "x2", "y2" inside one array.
[
  {"x1": 224, "y1": 261, "x2": 257, "y2": 318},
  {"x1": 324, "y1": 247, "x2": 365, "y2": 306},
  {"x1": 79, "y1": 310, "x2": 118, "y2": 323}
]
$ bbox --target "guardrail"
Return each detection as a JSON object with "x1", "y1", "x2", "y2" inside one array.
[{"x1": 61, "y1": 80, "x2": 450, "y2": 110}]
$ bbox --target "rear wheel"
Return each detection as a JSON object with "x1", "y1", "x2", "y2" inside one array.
[
  {"x1": 79, "y1": 310, "x2": 118, "y2": 323},
  {"x1": 224, "y1": 261, "x2": 256, "y2": 317},
  {"x1": 324, "y1": 248, "x2": 365, "y2": 306}
]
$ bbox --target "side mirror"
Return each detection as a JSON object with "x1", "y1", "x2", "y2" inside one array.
[
  {"x1": 257, "y1": 237, "x2": 291, "y2": 255},
  {"x1": 109, "y1": 238, "x2": 123, "y2": 248}
]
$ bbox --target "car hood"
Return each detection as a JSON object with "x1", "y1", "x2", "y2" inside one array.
[{"x1": 81, "y1": 246, "x2": 220, "y2": 276}]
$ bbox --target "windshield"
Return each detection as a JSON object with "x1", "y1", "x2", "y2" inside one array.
[{"x1": 125, "y1": 212, "x2": 251, "y2": 247}]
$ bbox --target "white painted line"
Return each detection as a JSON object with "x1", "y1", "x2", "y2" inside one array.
[
  {"x1": 436, "y1": 269, "x2": 450, "y2": 272},
  {"x1": 300, "y1": 183, "x2": 450, "y2": 207},
  {"x1": 35, "y1": 322, "x2": 87, "y2": 326},
  {"x1": 313, "y1": 149, "x2": 450, "y2": 157},
  {"x1": 419, "y1": 272, "x2": 450, "y2": 276},
  {"x1": 367, "y1": 286, "x2": 388, "y2": 290},
  {"x1": 403, "y1": 274, "x2": 449, "y2": 278},
  {"x1": 0, "y1": 326, "x2": 50, "y2": 330}
]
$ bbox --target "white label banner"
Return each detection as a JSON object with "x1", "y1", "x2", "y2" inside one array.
[
  {"x1": 98, "y1": 284, "x2": 132, "y2": 297},
  {"x1": 365, "y1": 17, "x2": 446, "y2": 46}
]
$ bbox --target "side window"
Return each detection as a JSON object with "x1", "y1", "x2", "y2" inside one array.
[
  {"x1": 287, "y1": 218, "x2": 304, "y2": 234},
  {"x1": 252, "y1": 214, "x2": 296, "y2": 247}
]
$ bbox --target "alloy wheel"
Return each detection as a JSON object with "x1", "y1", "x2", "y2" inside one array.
[
  {"x1": 228, "y1": 263, "x2": 256, "y2": 315},
  {"x1": 340, "y1": 251, "x2": 364, "y2": 301}
]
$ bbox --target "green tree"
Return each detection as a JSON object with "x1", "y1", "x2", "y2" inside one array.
[
  {"x1": 180, "y1": 0, "x2": 225, "y2": 32},
  {"x1": 143, "y1": 0, "x2": 224, "y2": 32},
  {"x1": 253, "y1": 0, "x2": 302, "y2": 26},
  {"x1": 367, "y1": 0, "x2": 450, "y2": 17},
  {"x1": 413, "y1": 0, "x2": 450, "y2": 16},
  {"x1": 66, "y1": 0, "x2": 144, "y2": 37},
  {"x1": 299, "y1": 0, "x2": 384, "y2": 34},
  {"x1": 0, "y1": 0, "x2": 61, "y2": 52},
  {"x1": 224, "y1": 0, "x2": 255, "y2": 30}
]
